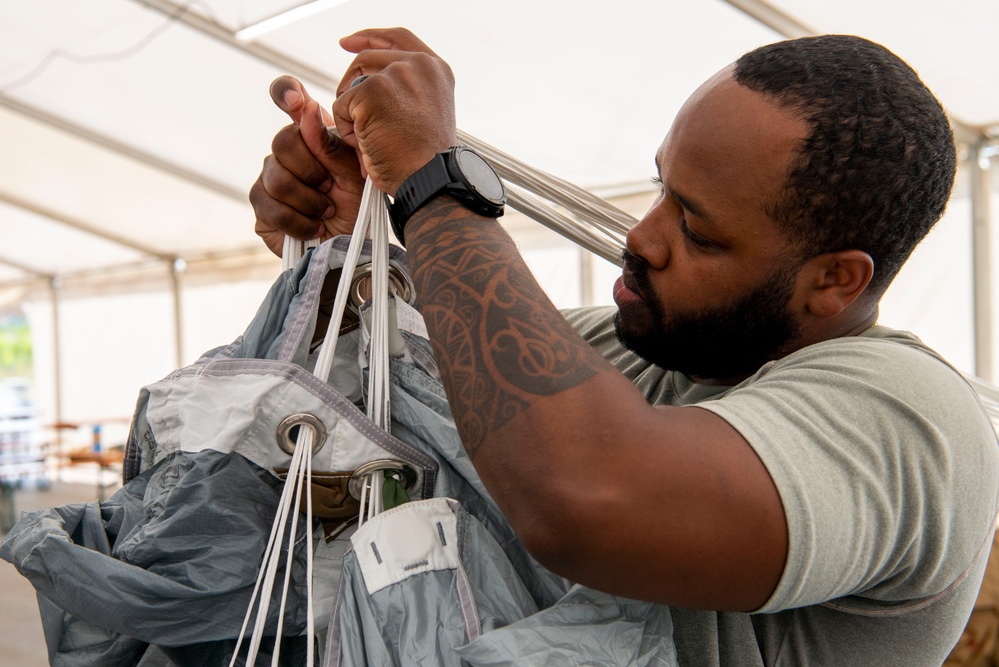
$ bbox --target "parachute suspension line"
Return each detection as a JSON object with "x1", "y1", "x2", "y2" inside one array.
[
  {"x1": 282, "y1": 235, "x2": 321, "y2": 272},
  {"x1": 237, "y1": 178, "x2": 387, "y2": 666},
  {"x1": 277, "y1": 130, "x2": 635, "y2": 275},
  {"x1": 249, "y1": 130, "x2": 638, "y2": 663},
  {"x1": 456, "y1": 129, "x2": 632, "y2": 266},
  {"x1": 230, "y1": 421, "x2": 314, "y2": 667}
]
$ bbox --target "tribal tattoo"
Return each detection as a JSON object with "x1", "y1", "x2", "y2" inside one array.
[{"x1": 407, "y1": 199, "x2": 601, "y2": 459}]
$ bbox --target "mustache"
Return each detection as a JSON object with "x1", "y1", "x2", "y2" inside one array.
[{"x1": 620, "y1": 249, "x2": 655, "y2": 296}]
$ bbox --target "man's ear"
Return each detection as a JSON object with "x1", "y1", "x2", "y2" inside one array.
[{"x1": 801, "y1": 250, "x2": 874, "y2": 318}]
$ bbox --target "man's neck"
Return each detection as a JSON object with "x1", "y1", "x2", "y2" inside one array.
[{"x1": 688, "y1": 307, "x2": 881, "y2": 386}]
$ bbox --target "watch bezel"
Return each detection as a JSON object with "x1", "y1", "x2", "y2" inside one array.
[
  {"x1": 446, "y1": 147, "x2": 506, "y2": 207},
  {"x1": 389, "y1": 146, "x2": 506, "y2": 246}
]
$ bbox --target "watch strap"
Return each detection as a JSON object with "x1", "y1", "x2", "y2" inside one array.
[{"x1": 389, "y1": 154, "x2": 452, "y2": 246}]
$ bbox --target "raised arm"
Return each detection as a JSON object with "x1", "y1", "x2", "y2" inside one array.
[
  {"x1": 252, "y1": 28, "x2": 788, "y2": 611},
  {"x1": 403, "y1": 196, "x2": 786, "y2": 611}
]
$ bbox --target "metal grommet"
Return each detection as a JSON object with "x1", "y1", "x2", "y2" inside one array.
[
  {"x1": 347, "y1": 263, "x2": 414, "y2": 313},
  {"x1": 347, "y1": 459, "x2": 418, "y2": 500},
  {"x1": 276, "y1": 413, "x2": 328, "y2": 455}
]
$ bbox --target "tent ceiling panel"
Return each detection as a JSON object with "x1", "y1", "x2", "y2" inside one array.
[
  {"x1": 0, "y1": 103, "x2": 257, "y2": 264},
  {"x1": 768, "y1": 0, "x2": 999, "y2": 128},
  {"x1": 0, "y1": 0, "x2": 995, "y2": 291},
  {"x1": 0, "y1": 200, "x2": 146, "y2": 276},
  {"x1": 0, "y1": 0, "x2": 309, "y2": 193},
  {"x1": 238, "y1": 0, "x2": 784, "y2": 187}
]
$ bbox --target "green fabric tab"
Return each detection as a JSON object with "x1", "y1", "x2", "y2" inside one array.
[{"x1": 382, "y1": 473, "x2": 410, "y2": 510}]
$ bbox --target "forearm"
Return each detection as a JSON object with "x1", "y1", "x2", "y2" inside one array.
[
  {"x1": 405, "y1": 196, "x2": 608, "y2": 460},
  {"x1": 403, "y1": 197, "x2": 787, "y2": 610}
]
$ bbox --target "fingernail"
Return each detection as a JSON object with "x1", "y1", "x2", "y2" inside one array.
[
  {"x1": 322, "y1": 204, "x2": 335, "y2": 218},
  {"x1": 282, "y1": 88, "x2": 302, "y2": 109}
]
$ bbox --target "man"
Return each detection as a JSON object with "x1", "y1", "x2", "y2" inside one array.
[{"x1": 250, "y1": 28, "x2": 999, "y2": 665}]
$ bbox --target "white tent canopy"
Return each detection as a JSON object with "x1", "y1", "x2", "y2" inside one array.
[{"x1": 0, "y1": 0, "x2": 997, "y2": 449}]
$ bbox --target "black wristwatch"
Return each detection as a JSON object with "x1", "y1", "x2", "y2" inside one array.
[{"x1": 388, "y1": 146, "x2": 506, "y2": 246}]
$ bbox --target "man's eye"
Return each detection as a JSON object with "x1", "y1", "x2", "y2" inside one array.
[{"x1": 681, "y1": 220, "x2": 717, "y2": 250}]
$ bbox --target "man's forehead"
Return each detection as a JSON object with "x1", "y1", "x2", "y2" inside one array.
[{"x1": 656, "y1": 71, "x2": 808, "y2": 169}]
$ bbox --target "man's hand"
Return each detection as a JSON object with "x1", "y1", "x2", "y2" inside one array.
[
  {"x1": 332, "y1": 28, "x2": 458, "y2": 196},
  {"x1": 250, "y1": 76, "x2": 365, "y2": 257}
]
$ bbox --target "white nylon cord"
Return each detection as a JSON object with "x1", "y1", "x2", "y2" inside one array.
[
  {"x1": 504, "y1": 184, "x2": 625, "y2": 264},
  {"x1": 238, "y1": 178, "x2": 391, "y2": 665},
  {"x1": 311, "y1": 179, "x2": 380, "y2": 374},
  {"x1": 358, "y1": 187, "x2": 391, "y2": 526},
  {"x1": 283, "y1": 236, "x2": 322, "y2": 272},
  {"x1": 457, "y1": 129, "x2": 633, "y2": 263},
  {"x1": 271, "y1": 442, "x2": 307, "y2": 666},
  {"x1": 242, "y1": 132, "x2": 633, "y2": 664},
  {"x1": 231, "y1": 425, "x2": 311, "y2": 666},
  {"x1": 369, "y1": 196, "x2": 391, "y2": 431}
]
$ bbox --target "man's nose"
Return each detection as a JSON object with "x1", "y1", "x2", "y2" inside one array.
[{"x1": 625, "y1": 202, "x2": 672, "y2": 270}]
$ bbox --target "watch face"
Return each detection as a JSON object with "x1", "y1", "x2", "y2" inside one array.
[{"x1": 455, "y1": 149, "x2": 505, "y2": 203}]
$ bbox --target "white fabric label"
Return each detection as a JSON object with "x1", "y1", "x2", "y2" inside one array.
[
  {"x1": 351, "y1": 498, "x2": 460, "y2": 595},
  {"x1": 394, "y1": 298, "x2": 430, "y2": 340}
]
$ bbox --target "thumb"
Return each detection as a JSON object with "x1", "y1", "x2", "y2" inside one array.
[
  {"x1": 269, "y1": 76, "x2": 333, "y2": 126},
  {"x1": 299, "y1": 99, "x2": 345, "y2": 166}
]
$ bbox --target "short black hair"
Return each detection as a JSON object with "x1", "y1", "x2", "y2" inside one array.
[{"x1": 733, "y1": 35, "x2": 956, "y2": 294}]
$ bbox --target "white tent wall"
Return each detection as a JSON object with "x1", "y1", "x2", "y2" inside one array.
[
  {"x1": 14, "y1": 157, "x2": 999, "y2": 458},
  {"x1": 878, "y1": 160, "x2": 977, "y2": 375},
  {"x1": 21, "y1": 251, "x2": 284, "y2": 454},
  {"x1": 2, "y1": 1, "x2": 998, "y2": 464}
]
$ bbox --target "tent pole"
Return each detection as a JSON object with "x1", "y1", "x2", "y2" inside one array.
[
  {"x1": 171, "y1": 259, "x2": 185, "y2": 367},
  {"x1": 579, "y1": 246, "x2": 594, "y2": 307},
  {"x1": 50, "y1": 278, "x2": 64, "y2": 477},
  {"x1": 971, "y1": 140, "x2": 995, "y2": 381}
]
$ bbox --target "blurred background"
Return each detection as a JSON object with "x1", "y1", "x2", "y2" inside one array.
[{"x1": 0, "y1": 1, "x2": 997, "y2": 663}]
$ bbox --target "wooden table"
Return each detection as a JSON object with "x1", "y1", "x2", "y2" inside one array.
[{"x1": 67, "y1": 448, "x2": 125, "y2": 501}]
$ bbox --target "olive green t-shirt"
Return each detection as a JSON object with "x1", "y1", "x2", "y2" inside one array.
[{"x1": 565, "y1": 306, "x2": 999, "y2": 666}]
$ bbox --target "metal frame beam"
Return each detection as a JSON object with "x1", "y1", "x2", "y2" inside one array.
[
  {"x1": 0, "y1": 93, "x2": 245, "y2": 203},
  {"x1": 0, "y1": 188, "x2": 186, "y2": 369},
  {"x1": 0, "y1": 253, "x2": 53, "y2": 280},
  {"x1": 0, "y1": 189, "x2": 171, "y2": 261},
  {"x1": 132, "y1": 0, "x2": 341, "y2": 92}
]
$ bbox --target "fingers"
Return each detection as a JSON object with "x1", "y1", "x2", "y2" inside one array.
[
  {"x1": 335, "y1": 48, "x2": 447, "y2": 98},
  {"x1": 271, "y1": 124, "x2": 333, "y2": 194},
  {"x1": 250, "y1": 175, "x2": 324, "y2": 257},
  {"x1": 263, "y1": 154, "x2": 333, "y2": 219},
  {"x1": 251, "y1": 129, "x2": 335, "y2": 248},
  {"x1": 297, "y1": 100, "x2": 350, "y2": 175},
  {"x1": 339, "y1": 27, "x2": 439, "y2": 57}
]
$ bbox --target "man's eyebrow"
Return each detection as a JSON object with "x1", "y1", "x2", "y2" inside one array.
[
  {"x1": 670, "y1": 188, "x2": 714, "y2": 227},
  {"x1": 655, "y1": 157, "x2": 716, "y2": 228}
]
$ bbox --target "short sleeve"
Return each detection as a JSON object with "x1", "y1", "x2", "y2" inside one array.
[{"x1": 699, "y1": 335, "x2": 999, "y2": 613}]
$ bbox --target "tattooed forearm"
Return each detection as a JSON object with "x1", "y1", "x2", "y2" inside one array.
[{"x1": 406, "y1": 198, "x2": 602, "y2": 458}]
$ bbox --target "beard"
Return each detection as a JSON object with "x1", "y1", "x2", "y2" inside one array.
[{"x1": 613, "y1": 251, "x2": 802, "y2": 380}]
